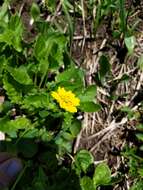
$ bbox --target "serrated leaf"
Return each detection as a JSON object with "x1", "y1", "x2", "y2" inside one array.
[
  {"x1": 80, "y1": 102, "x2": 101, "y2": 112},
  {"x1": 74, "y1": 150, "x2": 94, "y2": 174},
  {"x1": 7, "y1": 66, "x2": 32, "y2": 85},
  {"x1": 0, "y1": 116, "x2": 32, "y2": 138},
  {"x1": 93, "y1": 163, "x2": 111, "y2": 186},
  {"x1": 0, "y1": 116, "x2": 17, "y2": 137},
  {"x1": 80, "y1": 176, "x2": 96, "y2": 190},
  {"x1": 3, "y1": 75, "x2": 22, "y2": 104},
  {"x1": 23, "y1": 93, "x2": 49, "y2": 110}
]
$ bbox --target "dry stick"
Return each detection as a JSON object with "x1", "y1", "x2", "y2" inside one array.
[
  {"x1": 108, "y1": 67, "x2": 137, "y2": 83},
  {"x1": 73, "y1": 35, "x2": 94, "y2": 40},
  {"x1": 91, "y1": 112, "x2": 96, "y2": 134},
  {"x1": 94, "y1": 159, "x2": 108, "y2": 165},
  {"x1": 90, "y1": 127, "x2": 118, "y2": 152},
  {"x1": 73, "y1": 129, "x2": 83, "y2": 154},
  {"x1": 81, "y1": 0, "x2": 87, "y2": 52},
  {"x1": 106, "y1": 100, "x2": 115, "y2": 124},
  {"x1": 83, "y1": 117, "x2": 128, "y2": 142},
  {"x1": 90, "y1": 118, "x2": 127, "y2": 152},
  {"x1": 73, "y1": 113, "x2": 88, "y2": 154}
]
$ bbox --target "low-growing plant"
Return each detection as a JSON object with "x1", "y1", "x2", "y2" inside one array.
[{"x1": 0, "y1": 1, "x2": 115, "y2": 190}]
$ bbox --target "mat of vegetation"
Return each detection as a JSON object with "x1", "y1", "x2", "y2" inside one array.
[{"x1": 0, "y1": 0, "x2": 143, "y2": 190}]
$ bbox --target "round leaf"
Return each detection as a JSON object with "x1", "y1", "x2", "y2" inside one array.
[{"x1": 93, "y1": 163, "x2": 111, "y2": 186}]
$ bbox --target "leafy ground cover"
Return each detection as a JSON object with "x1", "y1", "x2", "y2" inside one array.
[{"x1": 0, "y1": 0, "x2": 143, "y2": 189}]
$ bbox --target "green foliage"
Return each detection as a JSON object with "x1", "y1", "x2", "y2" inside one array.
[
  {"x1": 119, "y1": 0, "x2": 127, "y2": 35},
  {"x1": 0, "y1": 14, "x2": 23, "y2": 52},
  {"x1": 80, "y1": 176, "x2": 95, "y2": 190},
  {"x1": 99, "y1": 55, "x2": 111, "y2": 80},
  {"x1": 73, "y1": 150, "x2": 94, "y2": 175},
  {"x1": 80, "y1": 102, "x2": 101, "y2": 112},
  {"x1": 124, "y1": 36, "x2": 136, "y2": 55},
  {"x1": 94, "y1": 0, "x2": 117, "y2": 32},
  {"x1": 30, "y1": 3, "x2": 40, "y2": 21},
  {"x1": 137, "y1": 54, "x2": 143, "y2": 71},
  {"x1": 130, "y1": 180, "x2": 143, "y2": 190},
  {"x1": 7, "y1": 66, "x2": 33, "y2": 85},
  {"x1": 93, "y1": 163, "x2": 111, "y2": 186},
  {"x1": 0, "y1": 1, "x2": 116, "y2": 190}
]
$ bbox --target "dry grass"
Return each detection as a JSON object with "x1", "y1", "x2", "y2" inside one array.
[{"x1": 71, "y1": 1, "x2": 143, "y2": 189}]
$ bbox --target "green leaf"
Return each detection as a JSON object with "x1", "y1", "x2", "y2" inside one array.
[
  {"x1": 0, "y1": 116, "x2": 17, "y2": 137},
  {"x1": 136, "y1": 124, "x2": 143, "y2": 130},
  {"x1": 34, "y1": 35, "x2": 46, "y2": 59},
  {"x1": 10, "y1": 117, "x2": 32, "y2": 129},
  {"x1": 44, "y1": 0, "x2": 56, "y2": 12},
  {"x1": 99, "y1": 55, "x2": 110, "y2": 80},
  {"x1": 7, "y1": 66, "x2": 33, "y2": 85},
  {"x1": 138, "y1": 168, "x2": 143, "y2": 177},
  {"x1": 80, "y1": 176, "x2": 96, "y2": 190},
  {"x1": 124, "y1": 36, "x2": 136, "y2": 55},
  {"x1": 56, "y1": 67, "x2": 79, "y2": 82},
  {"x1": 0, "y1": 14, "x2": 23, "y2": 52},
  {"x1": 79, "y1": 85, "x2": 97, "y2": 102},
  {"x1": 22, "y1": 128, "x2": 39, "y2": 138},
  {"x1": 23, "y1": 93, "x2": 49, "y2": 110},
  {"x1": 130, "y1": 180, "x2": 143, "y2": 190},
  {"x1": 93, "y1": 163, "x2": 111, "y2": 186},
  {"x1": 3, "y1": 75, "x2": 22, "y2": 104},
  {"x1": 38, "y1": 59, "x2": 49, "y2": 75},
  {"x1": 62, "y1": 132, "x2": 73, "y2": 141},
  {"x1": 70, "y1": 120, "x2": 81, "y2": 137},
  {"x1": 137, "y1": 54, "x2": 143, "y2": 71},
  {"x1": 0, "y1": 55, "x2": 7, "y2": 78},
  {"x1": 17, "y1": 139, "x2": 38, "y2": 158},
  {"x1": 39, "y1": 110, "x2": 49, "y2": 118},
  {"x1": 0, "y1": 0, "x2": 9, "y2": 22},
  {"x1": 136, "y1": 133, "x2": 143, "y2": 141},
  {"x1": 34, "y1": 32, "x2": 67, "y2": 69},
  {"x1": 31, "y1": 3, "x2": 40, "y2": 21},
  {"x1": 74, "y1": 150, "x2": 94, "y2": 174},
  {"x1": 0, "y1": 116, "x2": 32, "y2": 138},
  {"x1": 80, "y1": 102, "x2": 101, "y2": 112},
  {"x1": 56, "y1": 66, "x2": 84, "y2": 90}
]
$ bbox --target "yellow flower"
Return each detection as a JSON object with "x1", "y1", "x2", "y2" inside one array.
[{"x1": 51, "y1": 87, "x2": 80, "y2": 113}]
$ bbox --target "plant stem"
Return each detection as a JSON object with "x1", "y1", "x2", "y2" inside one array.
[{"x1": 119, "y1": 0, "x2": 126, "y2": 36}]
